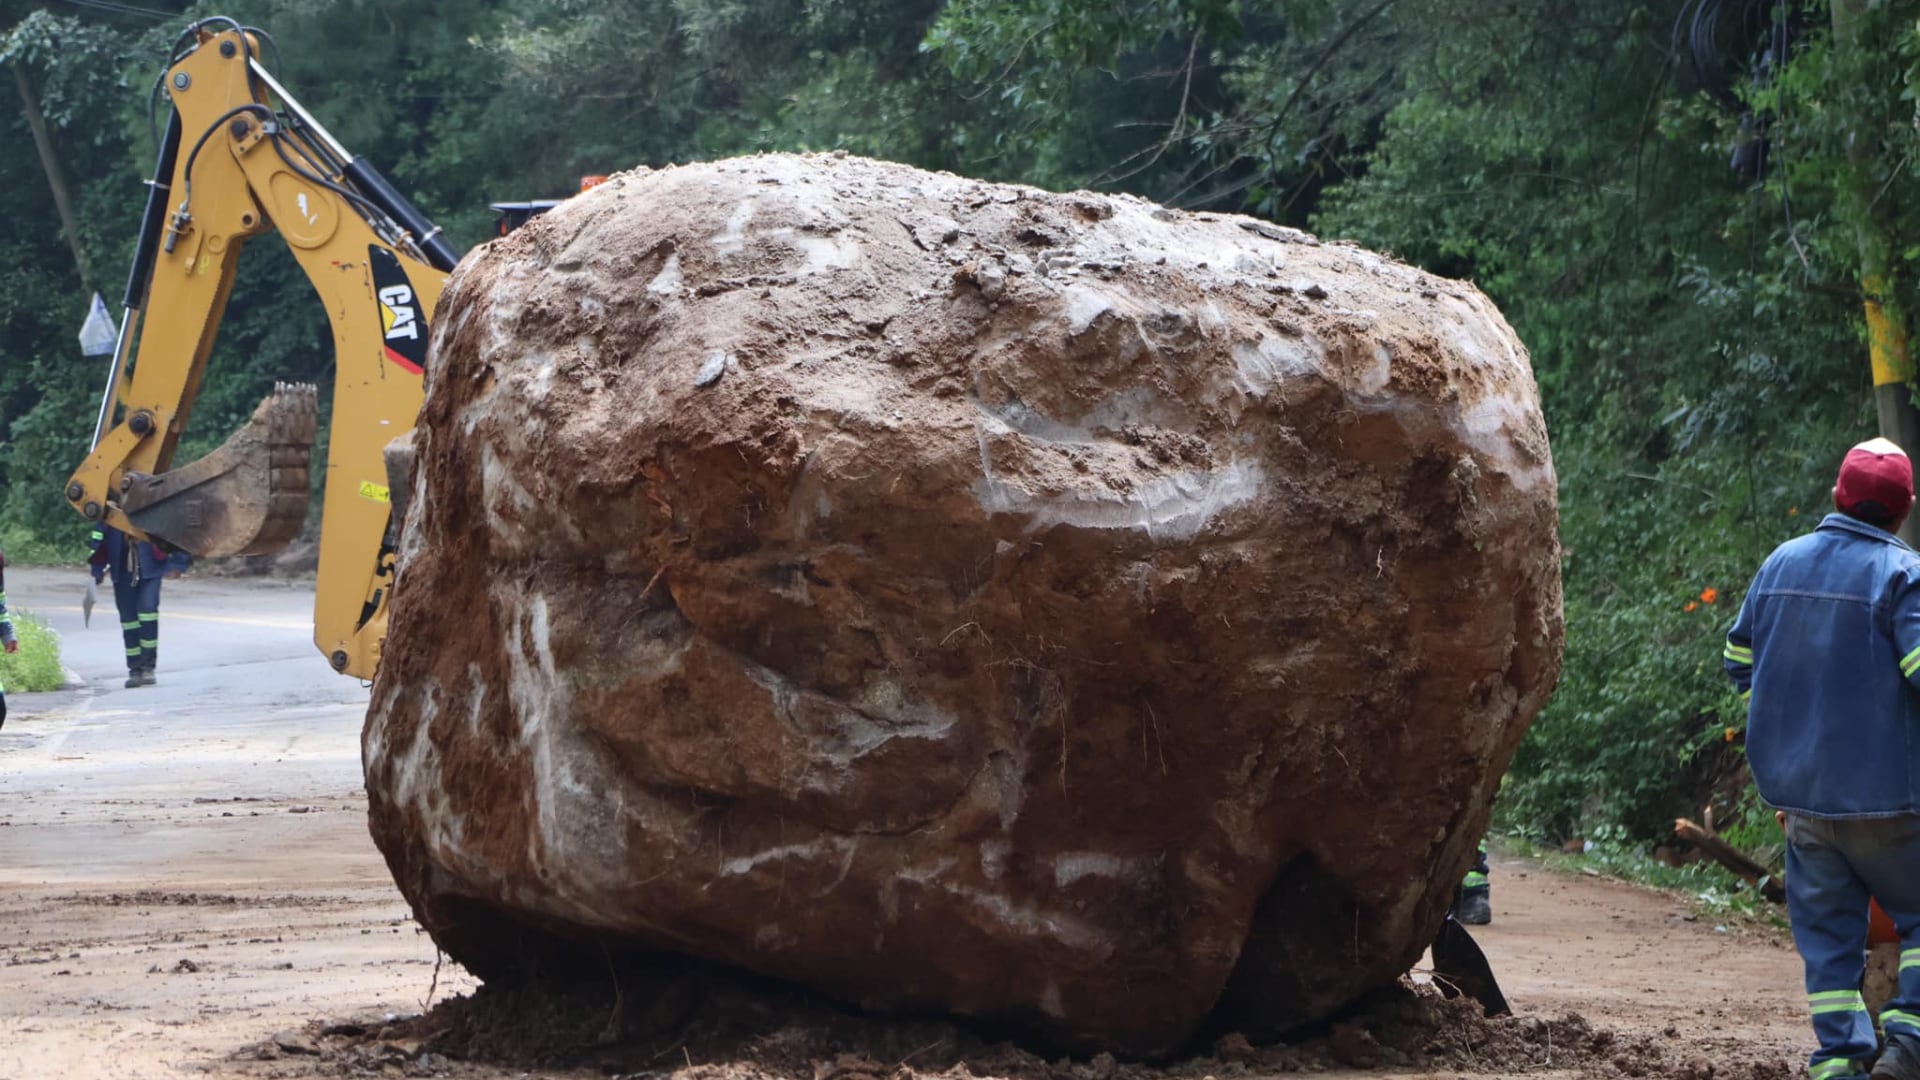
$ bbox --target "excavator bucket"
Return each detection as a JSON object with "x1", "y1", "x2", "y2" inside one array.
[{"x1": 118, "y1": 384, "x2": 318, "y2": 558}]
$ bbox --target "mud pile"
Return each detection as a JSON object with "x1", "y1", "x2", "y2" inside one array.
[{"x1": 363, "y1": 153, "x2": 1562, "y2": 1057}]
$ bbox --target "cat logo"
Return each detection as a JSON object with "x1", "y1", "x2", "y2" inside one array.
[
  {"x1": 380, "y1": 284, "x2": 418, "y2": 339},
  {"x1": 369, "y1": 246, "x2": 429, "y2": 375}
]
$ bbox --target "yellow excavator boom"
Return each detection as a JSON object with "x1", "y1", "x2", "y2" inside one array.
[{"x1": 64, "y1": 18, "x2": 456, "y2": 680}]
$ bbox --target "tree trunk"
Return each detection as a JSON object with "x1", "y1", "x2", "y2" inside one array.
[
  {"x1": 1830, "y1": 0, "x2": 1920, "y2": 540},
  {"x1": 10, "y1": 61, "x2": 88, "y2": 288}
]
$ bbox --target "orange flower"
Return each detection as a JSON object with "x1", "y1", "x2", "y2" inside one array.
[
  {"x1": 1788, "y1": 506, "x2": 1800, "y2": 516},
  {"x1": 1684, "y1": 601, "x2": 1699, "y2": 613},
  {"x1": 1724, "y1": 726, "x2": 1736, "y2": 743},
  {"x1": 1700, "y1": 587, "x2": 1719, "y2": 605}
]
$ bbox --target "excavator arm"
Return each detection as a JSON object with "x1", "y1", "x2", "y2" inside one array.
[{"x1": 65, "y1": 18, "x2": 457, "y2": 680}]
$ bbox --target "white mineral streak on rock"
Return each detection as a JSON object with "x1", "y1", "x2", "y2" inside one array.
[
  {"x1": 974, "y1": 438, "x2": 1263, "y2": 541},
  {"x1": 1364, "y1": 343, "x2": 1394, "y2": 394},
  {"x1": 465, "y1": 664, "x2": 486, "y2": 736},
  {"x1": 647, "y1": 251, "x2": 684, "y2": 296},
  {"x1": 784, "y1": 231, "x2": 862, "y2": 275},
  {"x1": 1053, "y1": 852, "x2": 1143, "y2": 888},
  {"x1": 366, "y1": 680, "x2": 471, "y2": 877},
  {"x1": 1062, "y1": 285, "x2": 1115, "y2": 337},
  {"x1": 713, "y1": 200, "x2": 755, "y2": 257},
  {"x1": 497, "y1": 588, "x2": 630, "y2": 923},
  {"x1": 980, "y1": 839, "x2": 1011, "y2": 881},
  {"x1": 941, "y1": 886, "x2": 1113, "y2": 956},
  {"x1": 717, "y1": 836, "x2": 854, "y2": 879},
  {"x1": 1233, "y1": 336, "x2": 1321, "y2": 397},
  {"x1": 480, "y1": 441, "x2": 539, "y2": 524},
  {"x1": 522, "y1": 353, "x2": 556, "y2": 402},
  {"x1": 1435, "y1": 291, "x2": 1554, "y2": 494}
]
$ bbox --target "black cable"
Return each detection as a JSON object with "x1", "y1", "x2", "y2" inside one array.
[
  {"x1": 150, "y1": 19, "x2": 264, "y2": 158},
  {"x1": 177, "y1": 104, "x2": 275, "y2": 210},
  {"x1": 241, "y1": 26, "x2": 283, "y2": 75},
  {"x1": 280, "y1": 123, "x2": 349, "y2": 187},
  {"x1": 147, "y1": 69, "x2": 170, "y2": 157},
  {"x1": 267, "y1": 130, "x2": 393, "y2": 235},
  {"x1": 172, "y1": 16, "x2": 242, "y2": 54},
  {"x1": 295, "y1": 120, "x2": 350, "y2": 176},
  {"x1": 312, "y1": 136, "x2": 351, "y2": 181}
]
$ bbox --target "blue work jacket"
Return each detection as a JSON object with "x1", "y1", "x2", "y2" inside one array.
[
  {"x1": 89, "y1": 526, "x2": 191, "y2": 586},
  {"x1": 1725, "y1": 513, "x2": 1920, "y2": 819}
]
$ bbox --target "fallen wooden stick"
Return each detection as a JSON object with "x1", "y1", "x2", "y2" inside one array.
[{"x1": 1674, "y1": 817, "x2": 1785, "y2": 902}]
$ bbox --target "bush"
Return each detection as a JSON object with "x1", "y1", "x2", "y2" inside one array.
[
  {"x1": 0, "y1": 525, "x2": 85, "y2": 565},
  {"x1": 1, "y1": 610, "x2": 66, "y2": 693}
]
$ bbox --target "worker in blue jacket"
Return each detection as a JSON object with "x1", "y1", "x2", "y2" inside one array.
[
  {"x1": 1724, "y1": 438, "x2": 1920, "y2": 1080},
  {"x1": 89, "y1": 525, "x2": 189, "y2": 688}
]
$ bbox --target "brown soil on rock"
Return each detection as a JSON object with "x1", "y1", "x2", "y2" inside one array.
[
  {"x1": 243, "y1": 978, "x2": 1614, "y2": 1079},
  {"x1": 363, "y1": 152, "x2": 1563, "y2": 1056},
  {"x1": 232, "y1": 975, "x2": 1804, "y2": 1080}
]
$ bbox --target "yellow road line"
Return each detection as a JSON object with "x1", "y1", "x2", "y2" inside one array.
[{"x1": 35, "y1": 606, "x2": 307, "y2": 631}]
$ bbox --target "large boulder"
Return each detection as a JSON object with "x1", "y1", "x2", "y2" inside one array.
[{"x1": 363, "y1": 153, "x2": 1562, "y2": 1057}]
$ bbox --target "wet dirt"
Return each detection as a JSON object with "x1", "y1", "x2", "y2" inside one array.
[{"x1": 1, "y1": 835, "x2": 1813, "y2": 1080}]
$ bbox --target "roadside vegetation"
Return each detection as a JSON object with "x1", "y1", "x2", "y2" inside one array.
[
  {"x1": 1504, "y1": 835, "x2": 1789, "y2": 928},
  {"x1": 1, "y1": 609, "x2": 64, "y2": 693}
]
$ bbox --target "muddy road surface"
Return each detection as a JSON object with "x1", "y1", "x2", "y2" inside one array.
[{"x1": 2, "y1": 569, "x2": 1812, "y2": 1078}]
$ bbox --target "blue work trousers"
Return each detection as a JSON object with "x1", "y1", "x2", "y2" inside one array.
[
  {"x1": 112, "y1": 576, "x2": 162, "y2": 673},
  {"x1": 1785, "y1": 814, "x2": 1920, "y2": 1080}
]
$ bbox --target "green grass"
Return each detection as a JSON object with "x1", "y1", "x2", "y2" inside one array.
[{"x1": 1, "y1": 610, "x2": 66, "y2": 693}]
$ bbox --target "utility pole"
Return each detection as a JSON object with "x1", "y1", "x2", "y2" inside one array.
[
  {"x1": 1828, "y1": 0, "x2": 1920, "y2": 540},
  {"x1": 10, "y1": 60, "x2": 89, "y2": 288}
]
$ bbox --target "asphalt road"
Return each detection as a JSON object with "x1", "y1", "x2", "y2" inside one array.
[
  {"x1": 1, "y1": 565, "x2": 374, "y2": 886},
  {"x1": 0, "y1": 566, "x2": 477, "y2": 1080}
]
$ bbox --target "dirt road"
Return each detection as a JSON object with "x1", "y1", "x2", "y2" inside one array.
[{"x1": 0, "y1": 569, "x2": 1814, "y2": 1079}]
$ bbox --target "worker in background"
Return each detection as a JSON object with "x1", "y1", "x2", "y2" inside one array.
[
  {"x1": 1456, "y1": 839, "x2": 1491, "y2": 925},
  {"x1": 1723, "y1": 438, "x2": 1920, "y2": 1080},
  {"x1": 0, "y1": 549, "x2": 17, "y2": 730},
  {"x1": 89, "y1": 524, "x2": 190, "y2": 689}
]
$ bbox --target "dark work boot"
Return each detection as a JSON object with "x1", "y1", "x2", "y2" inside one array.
[
  {"x1": 1875, "y1": 1033, "x2": 1920, "y2": 1080},
  {"x1": 1456, "y1": 884, "x2": 1492, "y2": 926},
  {"x1": 125, "y1": 668, "x2": 143, "y2": 689},
  {"x1": 137, "y1": 668, "x2": 156, "y2": 686}
]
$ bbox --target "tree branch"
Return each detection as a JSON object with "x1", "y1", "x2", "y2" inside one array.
[{"x1": 10, "y1": 61, "x2": 88, "y2": 287}]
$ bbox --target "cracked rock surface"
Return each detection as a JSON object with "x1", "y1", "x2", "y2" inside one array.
[{"x1": 363, "y1": 152, "x2": 1563, "y2": 1057}]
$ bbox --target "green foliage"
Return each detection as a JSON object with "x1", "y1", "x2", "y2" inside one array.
[
  {"x1": 1, "y1": 610, "x2": 65, "y2": 694},
  {"x1": 1316, "y1": 3, "x2": 1891, "y2": 843},
  {"x1": 0, "y1": 525, "x2": 84, "y2": 565},
  {"x1": 1, "y1": 3, "x2": 170, "y2": 547},
  {"x1": 1297, "y1": 1, "x2": 1870, "y2": 841}
]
